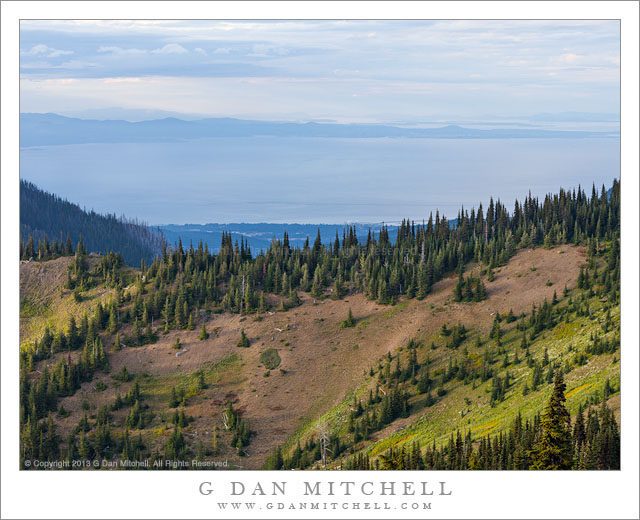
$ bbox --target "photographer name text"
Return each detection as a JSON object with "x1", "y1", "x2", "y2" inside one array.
[{"x1": 199, "y1": 480, "x2": 452, "y2": 497}]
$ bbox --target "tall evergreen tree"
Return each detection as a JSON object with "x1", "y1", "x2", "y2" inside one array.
[{"x1": 529, "y1": 372, "x2": 572, "y2": 469}]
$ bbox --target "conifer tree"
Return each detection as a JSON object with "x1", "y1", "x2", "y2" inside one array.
[
  {"x1": 108, "y1": 307, "x2": 118, "y2": 334},
  {"x1": 174, "y1": 299, "x2": 184, "y2": 329},
  {"x1": 474, "y1": 280, "x2": 487, "y2": 301},
  {"x1": 169, "y1": 387, "x2": 179, "y2": 408},
  {"x1": 187, "y1": 313, "x2": 194, "y2": 331},
  {"x1": 529, "y1": 372, "x2": 572, "y2": 469},
  {"x1": 199, "y1": 323, "x2": 209, "y2": 341},
  {"x1": 25, "y1": 235, "x2": 35, "y2": 259},
  {"x1": 211, "y1": 430, "x2": 219, "y2": 456},
  {"x1": 64, "y1": 233, "x2": 73, "y2": 256},
  {"x1": 454, "y1": 272, "x2": 464, "y2": 302},
  {"x1": 490, "y1": 316, "x2": 502, "y2": 345},
  {"x1": 573, "y1": 403, "x2": 586, "y2": 453},
  {"x1": 267, "y1": 446, "x2": 284, "y2": 470},
  {"x1": 237, "y1": 329, "x2": 250, "y2": 348},
  {"x1": 341, "y1": 308, "x2": 355, "y2": 328}
]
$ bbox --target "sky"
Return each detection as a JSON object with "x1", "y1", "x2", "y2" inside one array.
[{"x1": 19, "y1": 20, "x2": 620, "y2": 123}]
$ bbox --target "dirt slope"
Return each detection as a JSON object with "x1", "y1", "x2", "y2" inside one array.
[{"x1": 25, "y1": 245, "x2": 585, "y2": 469}]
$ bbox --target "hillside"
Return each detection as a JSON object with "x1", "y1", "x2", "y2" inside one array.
[
  {"x1": 20, "y1": 180, "x2": 164, "y2": 266},
  {"x1": 20, "y1": 256, "x2": 116, "y2": 347},
  {"x1": 19, "y1": 244, "x2": 619, "y2": 470},
  {"x1": 280, "y1": 246, "x2": 620, "y2": 469},
  {"x1": 18, "y1": 182, "x2": 620, "y2": 470}
]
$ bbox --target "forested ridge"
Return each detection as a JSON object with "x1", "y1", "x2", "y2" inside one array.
[
  {"x1": 20, "y1": 180, "x2": 164, "y2": 266},
  {"x1": 19, "y1": 179, "x2": 620, "y2": 470},
  {"x1": 132, "y1": 179, "x2": 619, "y2": 318}
]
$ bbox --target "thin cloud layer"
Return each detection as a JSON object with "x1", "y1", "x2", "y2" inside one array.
[
  {"x1": 21, "y1": 44, "x2": 74, "y2": 58},
  {"x1": 19, "y1": 20, "x2": 620, "y2": 122}
]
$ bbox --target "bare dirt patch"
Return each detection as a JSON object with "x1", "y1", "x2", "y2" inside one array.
[{"x1": 28, "y1": 245, "x2": 586, "y2": 468}]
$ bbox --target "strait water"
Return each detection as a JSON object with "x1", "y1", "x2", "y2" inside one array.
[{"x1": 20, "y1": 136, "x2": 619, "y2": 225}]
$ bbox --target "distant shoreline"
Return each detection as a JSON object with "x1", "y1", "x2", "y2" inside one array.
[{"x1": 20, "y1": 113, "x2": 620, "y2": 148}]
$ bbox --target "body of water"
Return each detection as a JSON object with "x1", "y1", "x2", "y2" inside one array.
[{"x1": 20, "y1": 136, "x2": 620, "y2": 225}]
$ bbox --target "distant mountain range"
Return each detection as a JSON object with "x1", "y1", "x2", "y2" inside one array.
[
  {"x1": 20, "y1": 113, "x2": 620, "y2": 147},
  {"x1": 525, "y1": 112, "x2": 620, "y2": 123}
]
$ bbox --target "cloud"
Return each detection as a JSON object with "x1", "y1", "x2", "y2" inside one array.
[
  {"x1": 97, "y1": 45, "x2": 147, "y2": 55},
  {"x1": 151, "y1": 43, "x2": 188, "y2": 55},
  {"x1": 560, "y1": 53, "x2": 584, "y2": 64},
  {"x1": 97, "y1": 43, "x2": 188, "y2": 56},
  {"x1": 248, "y1": 43, "x2": 289, "y2": 57},
  {"x1": 102, "y1": 77, "x2": 143, "y2": 83},
  {"x1": 20, "y1": 44, "x2": 73, "y2": 58},
  {"x1": 18, "y1": 20, "x2": 620, "y2": 119}
]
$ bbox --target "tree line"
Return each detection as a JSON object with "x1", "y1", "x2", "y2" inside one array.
[{"x1": 121, "y1": 180, "x2": 620, "y2": 333}]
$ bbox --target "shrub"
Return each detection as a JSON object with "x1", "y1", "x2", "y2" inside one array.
[
  {"x1": 113, "y1": 365, "x2": 132, "y2": 382},
  {"x1": 260, "y1": 348, "x2": 281, "y2": 370},
  {"x1": 341, "y1": 308, "x2": 355, "y2": 328},
  {"x1": 199, "y1": 323, "x2": 210, "y2": 341},
  {"x1": 237, "y1": 329, "x2": 250, "y2": 348}
]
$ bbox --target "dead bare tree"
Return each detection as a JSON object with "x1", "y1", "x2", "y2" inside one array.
[{"x1": 317, "y1": 421, "x2": 332, "y2": 467}]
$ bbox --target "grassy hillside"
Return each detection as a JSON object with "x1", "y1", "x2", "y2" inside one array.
[
  {"x1": 264, "y1": 244, "x2": 620, "y2": 469},
  {"x1": 320, "y1": 296, "x2": 618, "y2": 468},
  {"x1": 20, "y1": 256, "x2": 129, "y2": 347},
  {"x1": 18, "y1": 240, "x2": 620, "y2": 470}
]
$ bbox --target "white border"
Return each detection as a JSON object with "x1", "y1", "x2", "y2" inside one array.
[{"x1": 2, "y1": 2, "x2": 638, "y2": 519}]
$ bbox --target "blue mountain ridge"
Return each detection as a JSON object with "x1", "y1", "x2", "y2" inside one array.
[{"x1": 20, "y1": 113, "x2": 619, "y2": 147}]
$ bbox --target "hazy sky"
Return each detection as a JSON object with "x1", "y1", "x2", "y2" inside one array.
[{"x1": 20, "y1": 20, "x2": 620, "y2": 122}]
